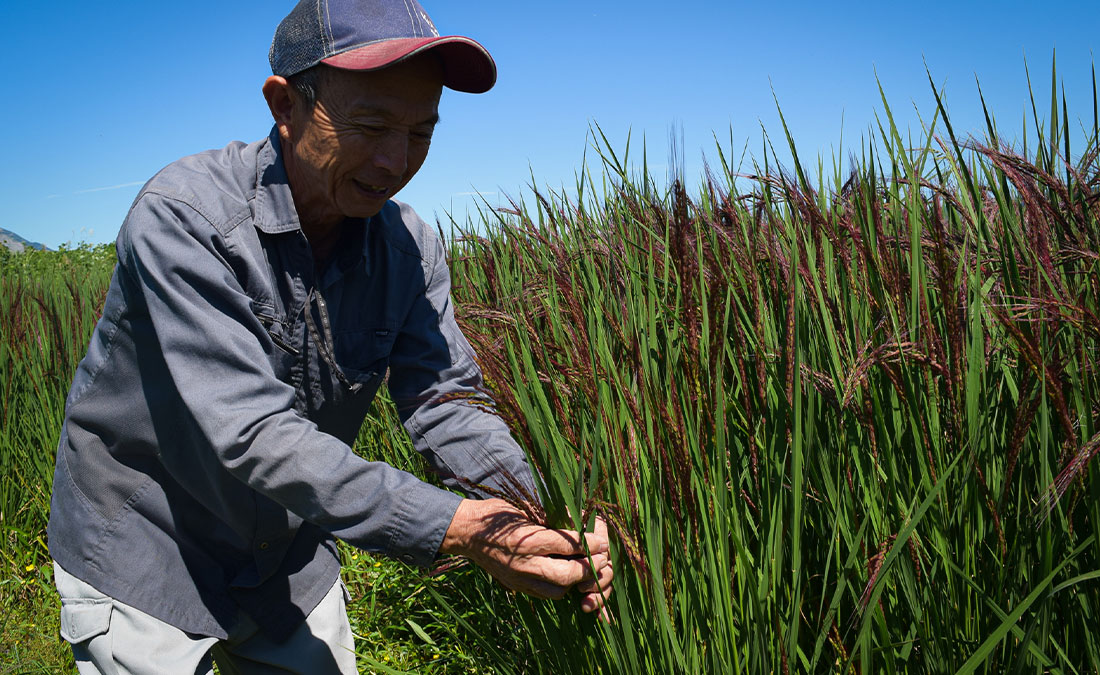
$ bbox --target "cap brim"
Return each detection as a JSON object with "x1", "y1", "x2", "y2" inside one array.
[{"x1": 321, "y1": 36, "x2": 496, "y2": 94}]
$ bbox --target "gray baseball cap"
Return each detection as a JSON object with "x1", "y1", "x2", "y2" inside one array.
[{"x1": 269, "y1": 0, "x2": 496, "y2": 93}]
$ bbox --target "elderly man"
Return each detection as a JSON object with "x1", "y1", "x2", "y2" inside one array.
[{"x1": 46, "y1": 0, "x2": 612, "y2": 671}]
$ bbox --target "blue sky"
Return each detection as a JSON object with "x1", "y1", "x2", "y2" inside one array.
[{"x1": 2, "y1": 1, "x2": 1097, "y2": 249}]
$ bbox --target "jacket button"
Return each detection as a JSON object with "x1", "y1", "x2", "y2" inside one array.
[{"x1": 259, "y1": 542, "x2": 269, "y2": 550}]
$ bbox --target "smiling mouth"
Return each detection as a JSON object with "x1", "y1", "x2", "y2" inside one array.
[{"x1": 354, "y1": 180, "x2": 391, "y2": 198}]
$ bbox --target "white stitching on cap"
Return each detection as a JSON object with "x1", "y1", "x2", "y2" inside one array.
[
  {"x1": 419, "y1": 7, "x2": 437, "y2": 36},
  {"x1": 318, "y1": 0, "x2": 332, "y2": 54},
  {"x1": 400, "y1": 0, "x2": 418, "y2": 36}
]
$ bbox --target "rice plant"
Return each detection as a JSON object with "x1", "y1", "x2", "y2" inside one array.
[{"x1": 431, "y1": 62, "x2": 1100, "y2": 673}]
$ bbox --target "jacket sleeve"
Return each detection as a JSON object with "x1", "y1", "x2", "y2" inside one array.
[
  {"x1": 386, "y1": 221, "x2": 539, "y2": 502},
  {"x1": 118, "y1": 191, "x2": 461, "y2": 568}
]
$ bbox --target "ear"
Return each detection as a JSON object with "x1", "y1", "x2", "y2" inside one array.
[{"x1": 262, "y1": 76, "x2": 297, "y2": 143}]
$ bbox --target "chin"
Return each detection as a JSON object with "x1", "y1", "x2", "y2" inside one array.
[{"x1": 338, "y1": 198, "x2": 389, "y2": 220}]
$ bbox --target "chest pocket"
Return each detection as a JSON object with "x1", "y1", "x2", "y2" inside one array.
[
  {"x1": 250, "y1": 302, "x2": 302, "y2": 384},
  {"x1": 333, "y1": 324, "x2": 398, "y2": 384},
  {"x1": 307, "y1": 324, "x2": 399, "y2": 445}
]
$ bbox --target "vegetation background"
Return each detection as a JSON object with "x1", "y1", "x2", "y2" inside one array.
[{"x1": 3, "y1": 63, "x2": 1100, "y2": 672}]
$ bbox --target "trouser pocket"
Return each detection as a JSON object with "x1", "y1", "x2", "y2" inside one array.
[
  {"x1": 54, "y1": 563, "x2": 117, "y2": 673},
  {"x1": 54, "y1": 562, "x2": 113, "y2": 645},
  {"x1": 59, "y1": 598, "x2": 113, "y2": 644},
  {"x1": 52, "y1": 562, "x2": 219, "y2": 674}
]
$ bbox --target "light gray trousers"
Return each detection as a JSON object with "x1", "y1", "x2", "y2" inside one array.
[{"x1": 54, "y1": 563, "x2": 357, "y2": 675}]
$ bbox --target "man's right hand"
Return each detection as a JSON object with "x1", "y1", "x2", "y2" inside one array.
[{"x1": 440, "y1": 498, "x2": 614, "y2": 614}]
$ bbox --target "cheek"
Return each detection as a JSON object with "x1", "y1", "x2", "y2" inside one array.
[
  {"x1": 328, "y1": 129, "x2": 373, "y2": 168},
  {"x1": 329, "y1": 151, "x2": 373, "y2": 193},
  {"x1": 300, "y1": 138, "x2": 346, "y2": 184},
  {"x1": 406, "y1": 140, "x2": 431, "y2": 173}
]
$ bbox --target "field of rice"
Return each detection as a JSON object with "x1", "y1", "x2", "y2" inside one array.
[{"x1": 2, "y1": 66, "x2": 1099, "y2": 673}]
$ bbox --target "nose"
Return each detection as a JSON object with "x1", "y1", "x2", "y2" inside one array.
[{"x1": 373, "y1": 132, "x2": 408, "y2": 178}]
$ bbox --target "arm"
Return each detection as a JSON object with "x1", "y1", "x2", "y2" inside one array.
[
  {"x1": 387, "y1": 221, "x2": 539, "y2": 501},
  {"x1": 120, "y1": 192, "x2": 460, "y2": 567}
]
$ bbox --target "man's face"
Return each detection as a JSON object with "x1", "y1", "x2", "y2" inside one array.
[{"x1": 283, "y1": 57, "x2": 444, "y2": 227}]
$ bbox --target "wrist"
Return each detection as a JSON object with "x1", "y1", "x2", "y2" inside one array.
[{"x1": 440, "y1": 498, "x2": 477, "y2": 556}]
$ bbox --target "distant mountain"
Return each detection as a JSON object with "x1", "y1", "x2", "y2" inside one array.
[{"x1": 0, "y1": 227, "x2": 49, "y2": 253}]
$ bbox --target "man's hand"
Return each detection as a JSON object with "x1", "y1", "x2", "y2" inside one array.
[
  {"x1": 575, "y1": 515, "x2": 614, "y2": 619},
  {"x1": 440, "y1": 499, "x2": 614, "y2": 617}
]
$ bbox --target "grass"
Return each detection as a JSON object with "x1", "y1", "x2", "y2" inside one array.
[
  {"x1": 2, "y1": 60, "x2": 1100, "y2": 673},
  {"x1": 0, "y1": 564, "x2": 69, "y2": 673}
]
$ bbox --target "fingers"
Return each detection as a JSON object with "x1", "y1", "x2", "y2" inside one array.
[
  {"x1": 580, "y1": 516, "x2": 610, "y2": 559},
  {"x1": 488, "y1": 514, "x2": 610, "y2": 562},
  {"x1": 574, "y1": 553, "x2": 612, "y2": 592},
  {"x1": 457, "y1": 499, "x2": 606, "y2": 559},
  {"x1": 526, "y1": 551, "x2": 600, "y2": 589},
  {"x1": 444, "y1": 499, "x2": 617, "y2": 606},
  {"x1": 501, "y1": 553, "x2": 614, "y2": 611},
  {"x1": 516, "y1": 527, "x2": 601, "y2": 558},
  {"x1": 580, "y1": 558, "x2": 616, "y2": 611},
  {"x1": 526, "y1": 548, "x2": 613, "y2": 594},
  {"x1": 473, "y1": 537, "x2": 598, "y2": 601},
  {"x1": 577, "y1": 517, "x2": 613, "y2": 608},
  {"x1": 580, "y1": 589, "x2": 610, "y2": 613},
  {"x1": 492, "y1": 555, "x2": 595, "y2": 599}
]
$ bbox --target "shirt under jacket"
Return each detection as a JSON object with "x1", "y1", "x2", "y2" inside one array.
[{"x1": 47, "y1": 128, "x2": 535, "y2": 640}]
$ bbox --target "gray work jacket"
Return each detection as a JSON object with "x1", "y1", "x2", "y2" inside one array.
[{"x1": 47, "y1": 129, "x2": 534, "y2": 640}]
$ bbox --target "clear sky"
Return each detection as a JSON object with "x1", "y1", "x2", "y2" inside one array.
[{"x1": 2, "y1": 1, "x2": 1097, "y2": 249}]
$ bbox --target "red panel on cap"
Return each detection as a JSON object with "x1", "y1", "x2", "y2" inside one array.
[{"x1": 321, "y1": 36, "x2": 496, "y2": 93}]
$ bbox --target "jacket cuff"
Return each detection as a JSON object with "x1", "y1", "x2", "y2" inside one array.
[{"x1": 385, "y1": 482, "x2": 463, "y2": 568}]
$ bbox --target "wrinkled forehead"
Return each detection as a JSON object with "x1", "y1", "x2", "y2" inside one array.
[{"x1": 320, "y1": 61, "x2": 444, "y2": 122}]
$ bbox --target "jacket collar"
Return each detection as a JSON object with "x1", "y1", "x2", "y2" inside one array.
[
  {"x1": 253, "y1": 126, "x2": 374, "y2": 277},
  {"x1": 253, "y1": 126, "x2": 303, "y2": 235}
]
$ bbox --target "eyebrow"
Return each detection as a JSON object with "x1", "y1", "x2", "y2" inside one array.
[{"x1": 349, "y1": 107, "x2": 440, "y2": 127}]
